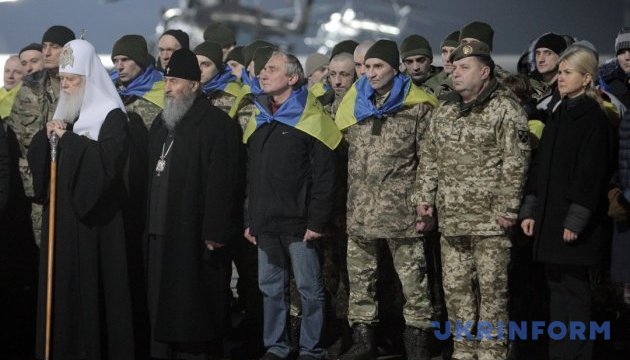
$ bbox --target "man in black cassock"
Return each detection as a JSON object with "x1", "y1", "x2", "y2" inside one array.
[
  {"x1": 146, "y1": 48, "x2": 241, "y2": 359},
  {"x1": 28, "y1": 39, "x2": 135, "y2": 359}
]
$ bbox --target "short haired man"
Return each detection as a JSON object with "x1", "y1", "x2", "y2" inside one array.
[
  {"x1": 9, "y1": 25, "x2": 75, "y2": 245},
  {"x1": 194, "y1": 40, "x2": 242, "y2": 116},
  {"x1": 203, "y1": 22, "x2": 237, "y2": 61},
  {"x1": 19, "y1": 43, "x2": 44, "y2": 76},
  {"x1": 434, "y1": 30, "x2": 459, "y2": 98},
  {"x1": 146, "y1": 48, "x2": 241, "y2": 359},
  {"x1": 243, "y1": 49, "x2": 341, "y2": 360},
  {"x1": 111, "y1": 34, "x2": 164, "y2": 129},
  {"x1": 400, "y1": 34, "x2": 443, "y2": 95},
  {"x1": 413, "y1": 42, "x2": 530, "y2": 360},
  {"x1": 226, "y1": 45, "x2": 245, "y2": 81},
  {"x1": 28, "y1": 38, "x2": 135, "y2": 359},
  {"x1": 353, "y1": 40, "x2": 375, "y2": 77},
  {"x1": 1, "y1": 56, "x2": 24, "y2": 120},
  {"x1": 529, "y1": 33, "x2": 567, "y2": 102},
  {"x1": 157, "y1": 29, "x2": 189, "y2": 70},
  {"x1": 336, "y1": 40, "x2": 438, "y2": 360}
]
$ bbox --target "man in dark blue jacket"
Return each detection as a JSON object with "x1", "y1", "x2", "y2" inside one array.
[{"x1": 243, "y1": 48, "x2": 341, "y2": 360}]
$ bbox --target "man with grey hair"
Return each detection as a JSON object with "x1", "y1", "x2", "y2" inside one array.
[
  {"x1": 145, "y1": 48, "x2": 241, "y2": 359},
  {"x1": 243, "y1": 48, "x2": 341, "y2": 360}
]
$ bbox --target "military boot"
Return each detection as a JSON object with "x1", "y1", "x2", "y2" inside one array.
[
  {"x1": 338, "y1": 323, "x2": 376, "y2": 360},
  {"x1": 327, "y1": 318, "x2": 352, "y2": 359},
  {"x1": 403, "y1": 326, "x2": 431, "y2": 360}
]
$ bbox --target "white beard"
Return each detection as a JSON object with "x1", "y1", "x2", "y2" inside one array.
[
  {"x1": 55, "y1": 85, "x2": 85, "y2": 124},
  {"x1": 162, "y1": 90, "x2": 196, "y2": 131}
]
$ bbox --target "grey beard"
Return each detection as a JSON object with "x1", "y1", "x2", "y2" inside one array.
[
  {"x1": 162, "y1": 92, "x2": 196, "y2": 131},
  {"x1": 56, "y1": 86, "x2": 85, "y2": 123}
]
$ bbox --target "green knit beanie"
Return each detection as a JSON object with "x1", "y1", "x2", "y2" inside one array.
[
  {"x1": 441, "y1": 30, "x2": 460, "y2": 49},
  {"x1": 400, "y1": 34, "x2": 433, "y2": 60},
  {"x1": 226, "y1": 46, "x2": 244, "y2": 65},
  {"x1": 364, "y1": 40, "x2": 400, "y2": 70},
  {"x1": 111, "y1": 34, "x2": 151, "y2": 68},
  {"x1": 330, "y1": 40, "x2": 359, "y2": 60},
  {"x1": 253, "y1": 46, "x2": 276, "y2": 76},
  {"x1": 243, "y1": 40, "x2": 275, "y2": 67},
  {"x1": 194, "y1": 41, "x2": 224, "y2": 69},
  {"x1": 203, "y1": 22, "x2": 236, "y2": 48},
  {"x1": 459, "y1": 21, "x2": 494, "y2": 51}
]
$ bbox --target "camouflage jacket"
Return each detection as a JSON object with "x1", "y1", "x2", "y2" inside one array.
[
  {"x1": 411, "y1": 65, "x2": 445, "y2": 96},
  {"x1": 8, "y1": 70, "x2": 59, "y2": 197},
  {"x1": 235, "y1": 92, "x2": 256, "y2": 133},
  {"x1": 123, "y1": 96, "x2": 162, "y2": 130},
  {"x1": 344, "y1": 91, "x2": 434, "y2": 239},
  {"x1": 318, "y1": 88, "x2": 344, "y2": 120},
  {"x1": 206, "y1": 90, "x2": 239, "y2": 117},
  {"x1": 412, "y1": 80, "x2": 530, "y2": 237}
]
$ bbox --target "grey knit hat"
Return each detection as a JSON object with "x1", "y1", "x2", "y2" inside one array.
[{"x1": 615, "y1": 27, "x2": 630, "y2": 54}]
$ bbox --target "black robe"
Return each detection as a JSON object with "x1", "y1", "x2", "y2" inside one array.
[
  {"x1": 527, "y1": 95, "x2": 614, "y2": 266},
  {"x1": 146, "y1": 96, "x2": 240, "y2": 344},
  {"x1": 28, "y1": 108, "x2": 135, "y2": 359}
]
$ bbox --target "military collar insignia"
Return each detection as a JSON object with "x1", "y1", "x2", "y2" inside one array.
[
  {"x1": 60, "y1": 46, "x2": 74, "y2": 68},
  {"x1": 463, "y1": 45, "x2": 473, "y2": 55}
]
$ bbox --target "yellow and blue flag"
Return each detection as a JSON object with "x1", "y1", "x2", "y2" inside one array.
[
  {"x1": 336, "y1": 73, "x2": 437, "y2": 130},
  {"x1": 243, "y1": 85, "x2": 342, "y2": 150},
  {"x1": 111, "y1": 65, "x2": 164, "y2": 108}
]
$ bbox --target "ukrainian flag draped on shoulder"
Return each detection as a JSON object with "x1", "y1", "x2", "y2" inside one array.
[
  {"x1": 202, "y1": 65, "x2": 241, "y2": 98},
  {"x1": 336, "y1": 73, "x2": 438, "y2": 130},
  {"x1": 111, "y1": 65, "x2": 164, "y2": 108},
  {"x1": 243, "y1": 85, "x2": 342, "y2": 150},
  {"x1": 241, "y1": 68, "x2": 263, "y2": 96},
  {"x1": 0, "y1": 83, "x2": 20, "y2": 118},
  {"x1": 309, "y1": 81, "x2": 330, "y2": 97}
]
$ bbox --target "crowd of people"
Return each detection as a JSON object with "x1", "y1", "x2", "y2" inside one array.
[{"x1": 1, "y1": 19, "x2": 630, "y2": 360}]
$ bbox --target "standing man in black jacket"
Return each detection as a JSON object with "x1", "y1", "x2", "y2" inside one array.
[
  {"x1": 243, "y1": 48, "x2": 341, "y2": 360},
  {"x1": 146, "y1": 48, "x2": 241, "y2": 359}
]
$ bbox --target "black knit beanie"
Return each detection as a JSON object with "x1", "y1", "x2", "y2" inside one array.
[
  {"x1": 111, "y1": 34, "x2": 151, "y2": 68},
  {"x1": 194, "y1": 41, "x2": 224, "y2": 69},
  {"x1": 226, "y1": 46, "x2": 244, "y2": 65},
  {"x1": 364, "y1": 40, "x2": 400, "y2": 70},
  {"x1": 330, "y1": 40, "x2": 359, "y2": 60},
  {"x1": 534, "y1": 33, "x2": 567, "y2": 55},
  {"x1": 203, "y1": 22, "x2": 236, "y2": 48},
  {"x1": 253, "y1": 46, "x2": 276, "y2": 76},
  {"x1": 164, "y1": 49, "x2": 200, "y2": 81},
  {"x1": 42, "y1": 25, "x2": 75, "y2": 46},
  {"x1": 161, "y1": 29, "x2": 190, "y2": 49},
  {"x1": 20, "y1": 42, "x2": 43, "y2": 56},
  {"x1": 459, "y1": 21, "x2": 494, "y2": 50},
  {"x1": 441, "y1": 31, "x2": 460, "y2": 49},
  {"x1": 243, "y1": 40, "x2": 275, "y2": 66},
  {"x1": 400, "y1": 34, "x2": 432, "y2": 60}
]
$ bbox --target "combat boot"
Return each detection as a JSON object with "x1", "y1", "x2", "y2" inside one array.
[
  {"x1": 338, "y1": 323, "x2": 376, "y2": 360},
  {"x1": 327, "y1": 318, "x2": 352, "y2": 359},
  {"x1": 403, "y1": 326, "x2": 431, "y2": 360}
]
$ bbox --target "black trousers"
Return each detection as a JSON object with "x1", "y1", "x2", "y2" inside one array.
[{"x1": 546, "y1": 264, "x2": 593, "y2": 360}]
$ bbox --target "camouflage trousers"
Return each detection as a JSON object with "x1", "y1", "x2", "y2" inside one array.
[
  {"x1": 31, "y1": 203, "x2": 42, "y2": 246},
  {"x1": 347, "y1": 236, "x2": 432, "y2": 329},
  {"x1": 441, "y1": 235, "x2": 511, "y2": 360},
  {"x1": 19, "y1": 156, "x2": 41, "y2": 246}
]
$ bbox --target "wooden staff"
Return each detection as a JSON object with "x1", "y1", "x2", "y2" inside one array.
[{"x1": 45, "y1": 132, "x2": 59, "y2": 360}]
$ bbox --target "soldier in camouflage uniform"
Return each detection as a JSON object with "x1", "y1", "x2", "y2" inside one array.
[
  {"x1": 194, "y1": 41, "x2": 243, "y2": 117},
  {"x1": 337, "y1": 40, "x2": 437, "y2": 360},
  {"x1": 433, "y1": 31, "x2": 459, "y2": 100},
  {"x1": 528, "y1": 33, "x2": 568, "y2": 122},
  {"x1": 400, "y1": 34, "x2": 444, "y2": 95},
  {"x1": 111, "y1": 35, "x2": 164, "y2": 130},
  {"x1": 9, "y1": 25, "x2": 75, "y2": 245},
  {"x1": 413, "y1": 42, "x2": 530, "y2": 360}
]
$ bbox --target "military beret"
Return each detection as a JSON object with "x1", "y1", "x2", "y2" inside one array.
[{"x1": 449, "y1": 41, "x2": 491, "y2": 63}]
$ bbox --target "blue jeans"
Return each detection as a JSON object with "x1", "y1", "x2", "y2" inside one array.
[{"x1": 258, "y1": 234, "x2": 326, "y2": 359}]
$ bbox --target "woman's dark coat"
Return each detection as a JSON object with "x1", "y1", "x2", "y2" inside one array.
[{"x1": 528, "y1": 95, "x2": 614, "y2": 266}]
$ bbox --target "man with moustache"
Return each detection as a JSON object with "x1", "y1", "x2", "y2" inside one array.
[
  {"x1": 19, "y1": 43, "x2": 44, "y2": 76},
  {"x1": 145, "y1": 48, "x2": 240, "y2": 359},
  {"x1": 434, "y1": 30, "x2": 459, "y2": 98},
  {"x1": 400, "y1": 34, "x2": 443, "y2": 95},
  {"x1": 27, "y1": 38, "x2": 135, "y2": 359},
  {"x1": 10, "y1": 26, "x2": 75, "y2": 246}
]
